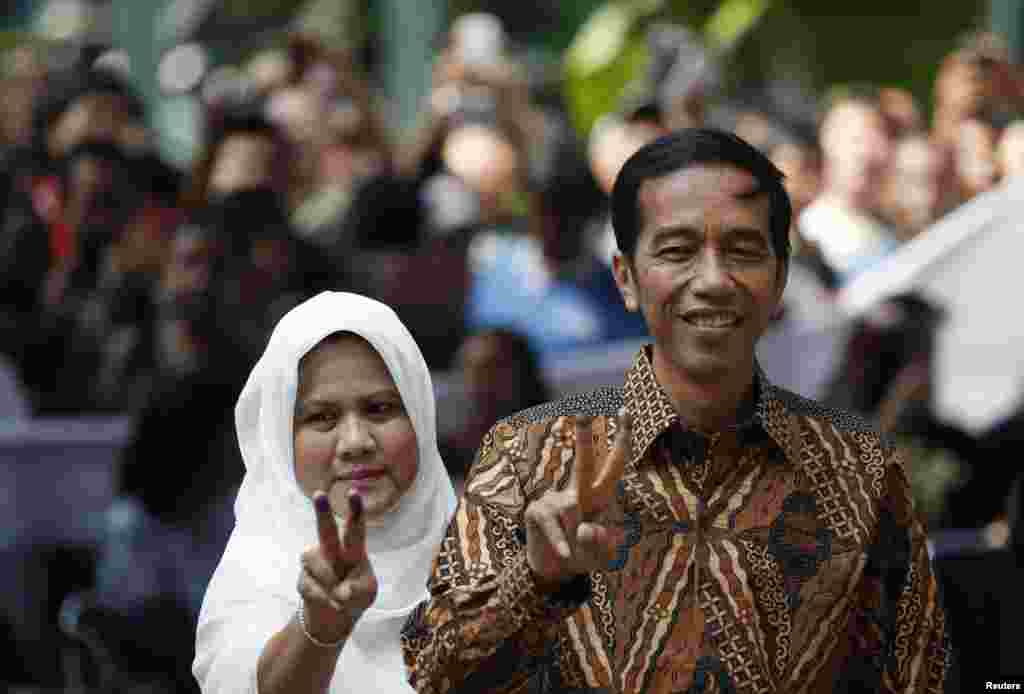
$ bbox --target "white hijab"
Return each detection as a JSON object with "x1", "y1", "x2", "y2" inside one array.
[{"x1": 194, "y1": 291, "x2": 457, "y2": 693}]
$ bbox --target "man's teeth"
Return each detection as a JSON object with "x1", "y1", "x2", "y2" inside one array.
[{"x1": 687, "y1": 313, "x2": 738, "y2": 327}]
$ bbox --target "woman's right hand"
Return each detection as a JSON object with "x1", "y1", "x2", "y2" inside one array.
[{"x1": 298, "y1": 491, "x2": 378, "y2": 645}]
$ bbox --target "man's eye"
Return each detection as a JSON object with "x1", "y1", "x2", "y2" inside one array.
[{"x1": 658, "y1": 246, "x2": 695, "y2": 259}]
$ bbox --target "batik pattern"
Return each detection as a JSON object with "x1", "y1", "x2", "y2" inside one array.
[{"x1": 402, "y1": 348, "x2": 950, "y2": 693}]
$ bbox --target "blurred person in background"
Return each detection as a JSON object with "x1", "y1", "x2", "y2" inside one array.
[
  {"x1": 881, "y1": 132, "x2": 958, "y2": 241},
  {"x1": 183, "y1": 111, "x2": 344, "y2": 367},
  {"x1": 466, "y1": 142, "x2": 647, "y2": 358},
  {"x1": 0, "y1": 64, "x2": 150, "y2": 409},
  {"x1": 439, "y1": 327, "x2": 551, "y2": 490},
  {"x1": 585, "y1": 114, "x2": 667, "y2": 266},
  {"x1": 768, "y1": 137, "x2": 834, "y2": 287},
  {"x1": 997, "y1": 119, "x2": 1024, "y2": 179},
  {"x1": 799, "y1": 91, "x2": 899, "y2": 284},
  {"x1": 285, "y1": 49, "x2": 394, "y2": 250},
  {"x1": 934, "y1": 472, "x2": 1024, "y2": 685},
  {"x1": 952, "y1": 116, "x2": 1001, "y2": 201},
  {"x1": 878, "y1": 86, "x2": 924, "y2": 137},
  {"x1": 330, "y1": 172, "x2": 469, "y2": 369},
  {"x1": 932, "y1": 32, "x2": 1023, "y2": 149},
  {"x1": 0, "y1": 44, "x2": 49, "y2": 182}
]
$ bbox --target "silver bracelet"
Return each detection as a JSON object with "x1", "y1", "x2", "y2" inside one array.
[{"x1": 296, "y1": 604, "x2": 345, "y2": 649}]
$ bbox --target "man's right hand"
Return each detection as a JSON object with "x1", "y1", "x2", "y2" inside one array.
[{"x1": 524, "y1": 409, "x2": 632, "y2": 589}]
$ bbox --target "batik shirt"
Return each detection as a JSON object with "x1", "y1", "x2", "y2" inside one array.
[{"x1": 402, "y1": 348, "x2": 950, "y2": 693}]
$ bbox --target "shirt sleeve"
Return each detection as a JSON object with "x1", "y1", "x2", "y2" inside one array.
[
  {"x1": 853, "y1": 444, "x2": 952, "y2": 693},
  {"x1": 401, "y1": 420, "x2": 590, "y2": 694}
]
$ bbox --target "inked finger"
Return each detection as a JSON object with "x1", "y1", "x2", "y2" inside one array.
[{"x1": 314, "y1": 491, "x2": 345, "y2": 574}]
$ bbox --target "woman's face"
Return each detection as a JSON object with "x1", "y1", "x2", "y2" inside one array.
[{"x1": 293, "y1": 334, "x2": 419, "y2": 521}]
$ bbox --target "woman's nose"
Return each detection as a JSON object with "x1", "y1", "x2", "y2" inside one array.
[{"x1": 335, "y1": 415, "x2": 376, "y2": 459}]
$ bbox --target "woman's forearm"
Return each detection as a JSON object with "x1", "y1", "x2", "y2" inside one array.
[{"x1": 257, "y1": 614, "x2": 350, "y2": 694}]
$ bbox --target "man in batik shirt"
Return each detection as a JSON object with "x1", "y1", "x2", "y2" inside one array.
[{"x1": 402, "y1": 129, "x2": 950, "y2": 693}]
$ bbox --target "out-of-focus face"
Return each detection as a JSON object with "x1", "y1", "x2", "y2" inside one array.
[
  {"x1": 769, "y1": 142, "x2": 821, "y2": 218},
  {"x1": 997, "y1": 121, "x2": 1024, "y2": 180},
  {"x1": 49, "y1": 92, "x2": 143, "y2": 158},
  {"x1": 936, "y1": 55, "x2": 994, "y2": 117},
  {"x1": 613, "y1": 164, "x2": 785, "y2": 385},
  {"x1": 442, "y1": 124, "x2": 520, "y2": 222},
  {"x1": 955, "y1": 118, "x2": 999, "y2": 196},
  {"x1": 820, "y1": 101, "x2": 892, "y2": 210},
  {"x1": 888, "y1": 136, "x2": 954, "y2": 233},
  {"x1": 209, "y1": 133, "x2": 279, "y2": 195},
  {"x1": 164, "y1": 230, "x2": 216, "y2": 299},
  {"x1": 293, "y1": 334, "x2": 419, "y2": 522},
  {"x1": 589, "y1": 119, "x2": 665, "y2": 196}
]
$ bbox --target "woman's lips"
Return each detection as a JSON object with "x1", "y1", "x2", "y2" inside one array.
[{"x1": 346, "y1": 466, "x2": 386, "y2": 481}]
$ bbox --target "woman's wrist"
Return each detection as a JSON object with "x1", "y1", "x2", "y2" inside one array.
[{"x1": 296, "y1": 604, "x2": 352, "y2": 649}]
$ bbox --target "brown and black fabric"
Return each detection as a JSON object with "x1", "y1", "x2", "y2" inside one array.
[{"x1": 402, "y1": 347, "x2": 951, "y2": 694}]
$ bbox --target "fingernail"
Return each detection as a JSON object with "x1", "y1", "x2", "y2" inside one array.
[
  {"x1": 557, "y1": 541, "x2": 571, "y2": 559},
  {"x1": 314, "y1": 493, "x2": 330, "y2": 514}
]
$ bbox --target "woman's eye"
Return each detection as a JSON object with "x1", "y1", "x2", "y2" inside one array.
[
  {"x1": 367, "y1": 401, "x2": 399, "y2": 417},
  {"x1": 307, "y1": 412, "x2": 336, "y2": 427},
  {"x1": 731, "y1": 245, "x2": 766, "y2": 259}
]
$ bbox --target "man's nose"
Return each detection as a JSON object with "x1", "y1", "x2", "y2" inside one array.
[
  {"x1": 335, "y1": 415, "x2": 376, "y2": 459},
  {"x1": 691, "y1": 248, "x2": 734, "y2": 295}
]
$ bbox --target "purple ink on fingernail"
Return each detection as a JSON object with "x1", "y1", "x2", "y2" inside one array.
[{"x1": 315, "y1": 494, "x2": 330, "y2": 513}]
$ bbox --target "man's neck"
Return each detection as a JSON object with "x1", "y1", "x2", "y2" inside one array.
[{"x1": 651, "y1": 349, "x2": 757, "y2": 435}]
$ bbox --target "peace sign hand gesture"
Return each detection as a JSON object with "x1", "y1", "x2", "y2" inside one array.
[
  {"x1": 524, "y1": 409, "x2": 632, "y2": 590},
  {"x1": 297, "y1": 491, "x2": 378, "y2": 646}
]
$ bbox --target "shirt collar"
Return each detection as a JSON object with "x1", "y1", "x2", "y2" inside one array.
[{"x1": 622, "y1": 346, "x2": 792, "y2": 466}]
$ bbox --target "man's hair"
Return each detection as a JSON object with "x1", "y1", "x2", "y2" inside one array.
[{"x1": 611, "y1": 128, "x2": 792, "y2": 263}]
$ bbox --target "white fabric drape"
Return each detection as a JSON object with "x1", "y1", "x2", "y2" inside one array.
[{"x1": 193, "y1": 291, "x2": 457, "y2": 693}]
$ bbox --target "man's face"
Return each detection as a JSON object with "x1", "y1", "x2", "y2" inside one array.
[{"x1": 613, "y1": 163, "x2": 785, "y2": 384}]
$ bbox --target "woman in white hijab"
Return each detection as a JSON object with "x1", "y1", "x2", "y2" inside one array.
[{"x1": 193, "y1": 291, "x2": 457, "y2": 693}]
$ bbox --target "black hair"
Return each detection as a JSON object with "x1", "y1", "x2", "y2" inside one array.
[
  {"x1": 466, "y1": 327, "x2": 551, "y2": 411},
  {"x1": 611, "y1": 128, "x2": 792, "y2": 264}
]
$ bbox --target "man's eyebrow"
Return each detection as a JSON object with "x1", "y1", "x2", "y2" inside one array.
[{"x1": 650, "y1": 226, "x2": 701, "y2": 245}]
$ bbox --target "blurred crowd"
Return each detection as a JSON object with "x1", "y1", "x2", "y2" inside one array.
[{"x1": 2, "y1": 12, "x2": 1024, "y2": 690}]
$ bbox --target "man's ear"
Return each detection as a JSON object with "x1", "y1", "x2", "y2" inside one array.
[{"x1": 612, "y1": 253, "x2": 639, "y2": 312}]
